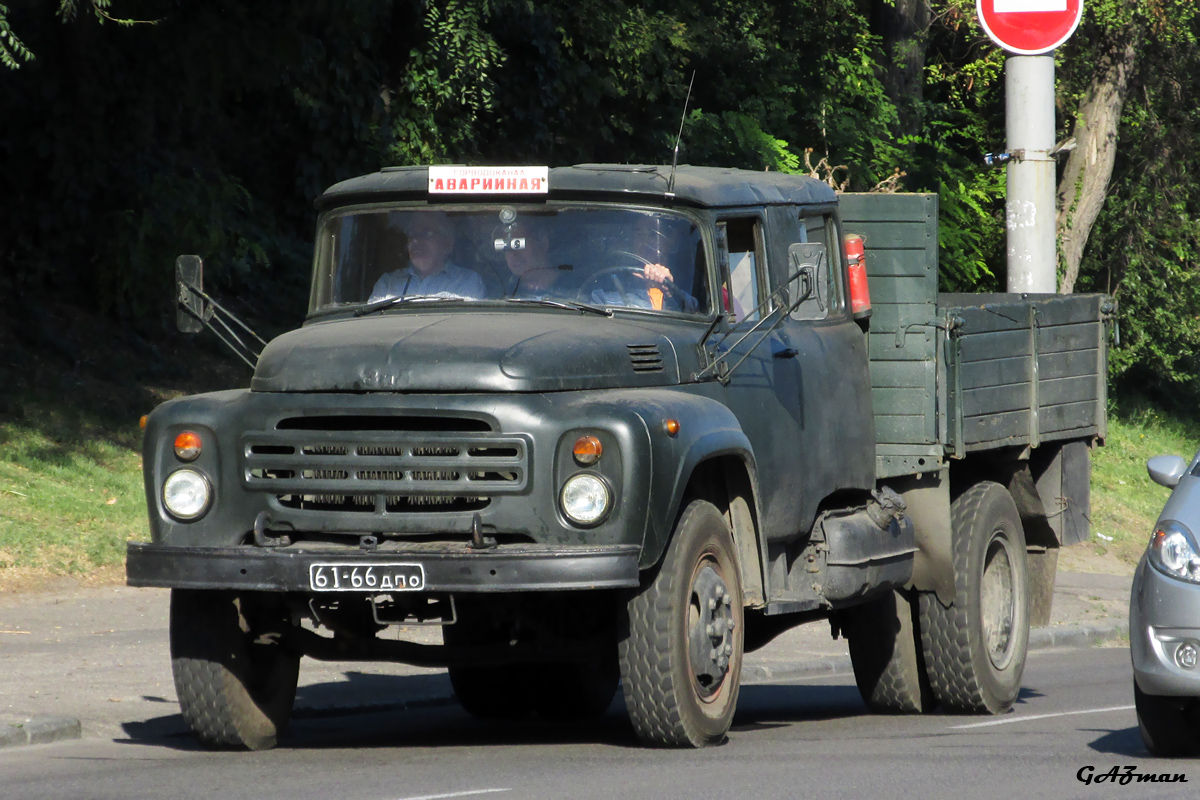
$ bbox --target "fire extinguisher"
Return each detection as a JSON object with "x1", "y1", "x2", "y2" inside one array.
[{"x1": 844, "y1": 233, "x2": 871, "y2": 320}]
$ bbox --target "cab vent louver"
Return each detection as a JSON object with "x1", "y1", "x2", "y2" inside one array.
[{"x1": 628, "y1": 344, "x2": 664, "y2": 373}]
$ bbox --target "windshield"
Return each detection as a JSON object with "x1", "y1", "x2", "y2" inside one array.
[{"x1": 309, "y1": 205, "x2": 710, "y2": 316}]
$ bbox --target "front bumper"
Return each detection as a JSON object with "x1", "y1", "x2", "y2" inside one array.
[
  {"x1": 1130, "y1": 554, "x2": 1200, "y2": 697},
  {"x1": 126, "y1": 542, "x2": 641, "y2": 593}
]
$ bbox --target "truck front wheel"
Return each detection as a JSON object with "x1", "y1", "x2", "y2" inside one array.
[
  {"x1": 919, "y1": 481, "x2": 1029, "y2": 714},
  {"x1": 170, "y1": 589, "x2": 300, "y2": 750},
  {"x1": 619, "y1": 499, "x2": 744, "y2": 747}
]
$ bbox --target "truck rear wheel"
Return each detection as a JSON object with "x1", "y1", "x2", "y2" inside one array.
[
  {"x1": 844, "y1": 589, "x2": 933, "y2": 713},
  {"x1": 619, "y1": 499, "x2": 744, "y2": 747},
  {"x1": 919, "y1": 481, "x2": 1029, "y2": 714},
  {"x1": 170, "y1": 589, "x2": 299, "y2": 750},
  {"x1": 447, "y1": 664, "x2": 534, "y2": 719}
]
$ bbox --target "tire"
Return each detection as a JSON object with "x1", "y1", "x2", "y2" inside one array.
[
  {"x1": 619, "y1": 499, "x2": 744, "y2": 747},
  {"x1": 919, "y1": 481, "x2": 1029, "y2": 714},
  {"x1": 1134, "y1": 681, "x2": 1200, "y2": 757},
  {"x1": 447, "y1": 664, "x2": 534, "y2": 719},
  {"x1": 535, "y1": 655, "x2": 620, "y2": 721},
  {"x1": 170, "y1": 589, "x2": 300, "y2": 751},
  {"x1": 844, "y1": 589, "x2": 934, "y2": 713}
]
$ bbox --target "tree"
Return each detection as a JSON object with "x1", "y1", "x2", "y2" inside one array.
[{"x1": 1054, "y1": 1, "x2": 1197, "y2": 294}]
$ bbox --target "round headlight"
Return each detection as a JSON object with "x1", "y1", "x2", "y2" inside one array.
[
  {"x1": 163, "y1": 469, "x2": 212, "y2": 520},
  {"x1": 560, "y1": 473, "x2": 611, "y2": 526}
]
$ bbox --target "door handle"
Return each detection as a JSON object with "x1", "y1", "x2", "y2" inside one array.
[{"x1": 773, "y1": 348, "x2": 798, "y2": 359}]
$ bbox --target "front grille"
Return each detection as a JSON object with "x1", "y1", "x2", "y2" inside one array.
[
  {"x1": 243, "y1": 428, "x2": 527, "y2": 514},
  {"x1": 628, "y1": 343, "x2": 664, "y2": 372}
]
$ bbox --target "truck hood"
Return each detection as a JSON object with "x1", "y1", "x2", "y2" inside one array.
[{"x1": 250, "y1": 312, "x2": 681, "y2": 393}]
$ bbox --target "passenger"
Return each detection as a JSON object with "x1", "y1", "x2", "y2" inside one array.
[
  {"x1": 369, "y1": 212, "x2": 485, "y2": 302},
  {"x1": 503, "y1": 219, "x2": 574, "y2": 299}
]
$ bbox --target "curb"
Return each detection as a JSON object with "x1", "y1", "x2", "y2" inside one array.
[
  {"x1": 0, "y1": 717, "x2": 82, "y2": 750},
  {"x1": 741, "y1": 620, "x2": 1130, "y2": 686}
]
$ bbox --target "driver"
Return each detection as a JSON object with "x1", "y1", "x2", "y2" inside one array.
[
  {"x1": 369, "y1": 212, "x2": 485, "y2": 302},
  {"x1": 586, "y1": 214, "x2": 699, "y2": 312}
]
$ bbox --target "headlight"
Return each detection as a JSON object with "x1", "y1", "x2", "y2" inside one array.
[
  {"x1": 560, "y1": 473, "x2": 611, "y2": 526},
  {"x1": 1149, "y1": 521, "x2": 1200, "y2": 583},
  {"x1": 163, "y1": 468, "x2": 212, "y2": 521}
]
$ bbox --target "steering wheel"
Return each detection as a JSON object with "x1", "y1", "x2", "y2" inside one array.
[{"x1": 577, "y1": 252, "x2": 686, "y2": 307}]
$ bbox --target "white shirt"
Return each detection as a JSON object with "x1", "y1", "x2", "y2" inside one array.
[{"x1": 369, "y1": 263, "x2": 485, "y2": 302}]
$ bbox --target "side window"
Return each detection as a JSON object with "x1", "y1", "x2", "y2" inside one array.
[
  {"x1": 794, "y1": 213, "x2": 844, "y2": 319},
  {"x1": 719, "y1": 217, "x2": 765, "y2": 323}
]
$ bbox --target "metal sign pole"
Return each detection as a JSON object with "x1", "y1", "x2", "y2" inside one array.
[{"x1": 1005, "y1": 54, "x2": 1057, "y2": 294}]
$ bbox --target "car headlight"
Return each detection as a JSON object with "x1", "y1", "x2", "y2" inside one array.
[
  {"x1": 1149, "y1": 521, "x2": 1200, "y2": 583},
  {"x1": 163, "y1": 468, "x2": 212, "y2": 521},
  {"x1": 560, "y1": 473, "x2": 611, "y2": 526}
]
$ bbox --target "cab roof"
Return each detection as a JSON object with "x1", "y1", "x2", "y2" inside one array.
[{"x1": 316, "y1": 164, "x2": 837, "y2": 211}]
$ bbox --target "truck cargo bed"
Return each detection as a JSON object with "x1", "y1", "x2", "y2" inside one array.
[{"x1": 839, "y1": 193, "x2": 1114, "y2": 480}]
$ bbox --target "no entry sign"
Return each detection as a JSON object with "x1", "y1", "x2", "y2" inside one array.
[{"x1": 977, "y1": 0, "x2": 1083, "y2": 55}]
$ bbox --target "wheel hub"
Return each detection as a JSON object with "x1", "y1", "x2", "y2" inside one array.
[
  {"x1": 981, "y1": 535, "x2": 1016, "y2": 670},
  {"x1": 688, "y1": 564, "x2": 736, "y2": 698}
]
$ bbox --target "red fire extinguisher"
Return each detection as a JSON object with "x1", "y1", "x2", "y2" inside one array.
[{"x1": 844, "y1": 233, "x2": 871, "y2": 320}]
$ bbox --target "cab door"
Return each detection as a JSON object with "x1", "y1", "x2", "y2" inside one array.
[
  {"x1": 768, "y1": 204, "x2": 875, "y2": 537},
  {"x1": 712, "y1": 212, "x2": 805, "y2": 542}
]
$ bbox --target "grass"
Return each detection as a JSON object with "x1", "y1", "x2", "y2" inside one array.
[
  {"x1": 1091, "y1": 400, "x2": 1200, "y2": 564},
  {"x1": 0, "y1": 410, "x2": 145, "y2": 573},
  {"x1": 0, "y1": 300, "x2": 245, "y2": 587}
]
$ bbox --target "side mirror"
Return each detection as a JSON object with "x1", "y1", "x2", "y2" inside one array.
[
  {"x1": 1147, "y1": 455, "x2": 1188, "y2": 489},
  {"x1": 787, "y1": 242, "x2": 827, "y2": 320},
  {"x1": 175, "y1": 255, "x2": 206, "y2": 334}
]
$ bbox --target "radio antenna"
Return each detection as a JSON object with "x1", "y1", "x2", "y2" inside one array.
[{"x1": 666, "y1": 71, "x2": 696, "y2": 198}]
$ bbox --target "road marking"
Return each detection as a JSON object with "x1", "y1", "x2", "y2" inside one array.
[
  {"x1": 950, "y1": 705, "x2": 1135, "y2": 729},
  {"x1": 397, "y1": 789, "x2": 511, "y2": 800}
]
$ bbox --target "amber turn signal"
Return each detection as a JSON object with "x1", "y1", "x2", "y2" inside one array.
[
  {"x1": 572, "y1": 435, "x2": 603, "y2": 465},
  {"x1": 174, "y1": 431, "x2": 202, "y2": 461},
  {"x1": 664, "y1": 419, "x2": 680, "y2": 436},
  {"x1": 139, "y1": 415, "x2": 148, "y2": 430}
]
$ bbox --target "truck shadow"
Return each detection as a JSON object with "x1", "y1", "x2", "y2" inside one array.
[{"x1": 116, "y1": 674, "x2": 884, "y2": 751}]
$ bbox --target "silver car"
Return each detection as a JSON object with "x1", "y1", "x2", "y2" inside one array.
[{"x1": 1131, "y1": 450, "x2": 1200, "y2": 756}]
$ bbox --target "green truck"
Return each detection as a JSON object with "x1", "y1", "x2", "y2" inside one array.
[{"x1": 128, "y1": 166, "x2": 1113, "y2": 749}]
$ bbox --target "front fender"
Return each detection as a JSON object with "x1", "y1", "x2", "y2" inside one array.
[{"x1": 581, "y1": 387, "x2": 758, "y2": 569}]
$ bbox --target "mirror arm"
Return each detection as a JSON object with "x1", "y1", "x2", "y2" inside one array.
[
  {"x1": 178, "y1": 280, "x2": 267, "y2": 369},
  {"x1": 692, "y1": 260, "x2": 823, "y2": 383}
]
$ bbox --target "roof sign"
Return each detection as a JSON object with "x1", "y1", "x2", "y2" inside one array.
[{"x1": 428, "y1": 166, "x2": 549, "y2": 195}]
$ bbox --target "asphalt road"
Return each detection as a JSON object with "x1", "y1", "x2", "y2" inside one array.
[{"x1": 3, "y1": 644, "x2": 1190, "y2": 800}]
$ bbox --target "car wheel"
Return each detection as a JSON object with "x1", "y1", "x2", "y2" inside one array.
[
  {"x1": 920, "y1": 481, "x2": 1029, "y2": 714},
  {"x1": 619, "y1": 499, "x2": 744, "y2": 747},
  {"x1": 170, "y1": 589, "x2": 300, "y2": 751},
  {"x1": 1135, "y1": 681, "x2": 1200, "y2": 757}
]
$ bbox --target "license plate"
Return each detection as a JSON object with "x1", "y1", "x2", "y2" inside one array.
[{"x1": 309, "y1": 562, "x2": 425, "y2": 592}]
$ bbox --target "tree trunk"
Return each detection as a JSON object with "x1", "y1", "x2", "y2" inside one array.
[
  {"x1": 1056, "y1": 37, "x2": 1138, "y2": 293},
  {"x1": 870, "y1": 0, "x2": 931, "y2": 143}
]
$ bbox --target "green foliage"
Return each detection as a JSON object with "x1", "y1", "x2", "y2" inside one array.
[
  {"x1": 0, "y1": 4, "x2": 34, "y2": 68},
  {"x1": 683, "y1": 109, "x2": 800, "y2": 172},
  {"x1": 0, "y1": 0, "x2": 1198, "y2": 417}
]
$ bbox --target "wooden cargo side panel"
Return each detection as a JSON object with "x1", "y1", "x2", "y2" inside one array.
[
  {"x1": 944, "y1": 296, "x2": 1107, "y2": 451},
  {"x1": 839, "y1": 193, "x2": 940, "y2": 479}
]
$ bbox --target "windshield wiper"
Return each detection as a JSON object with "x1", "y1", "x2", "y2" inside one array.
[
  {"x1": 502, "y1": 297, "x2": 613, "y2": 317},
  {"x1": 354, "y1": 295, "x2": 468, "y2": 317}
]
